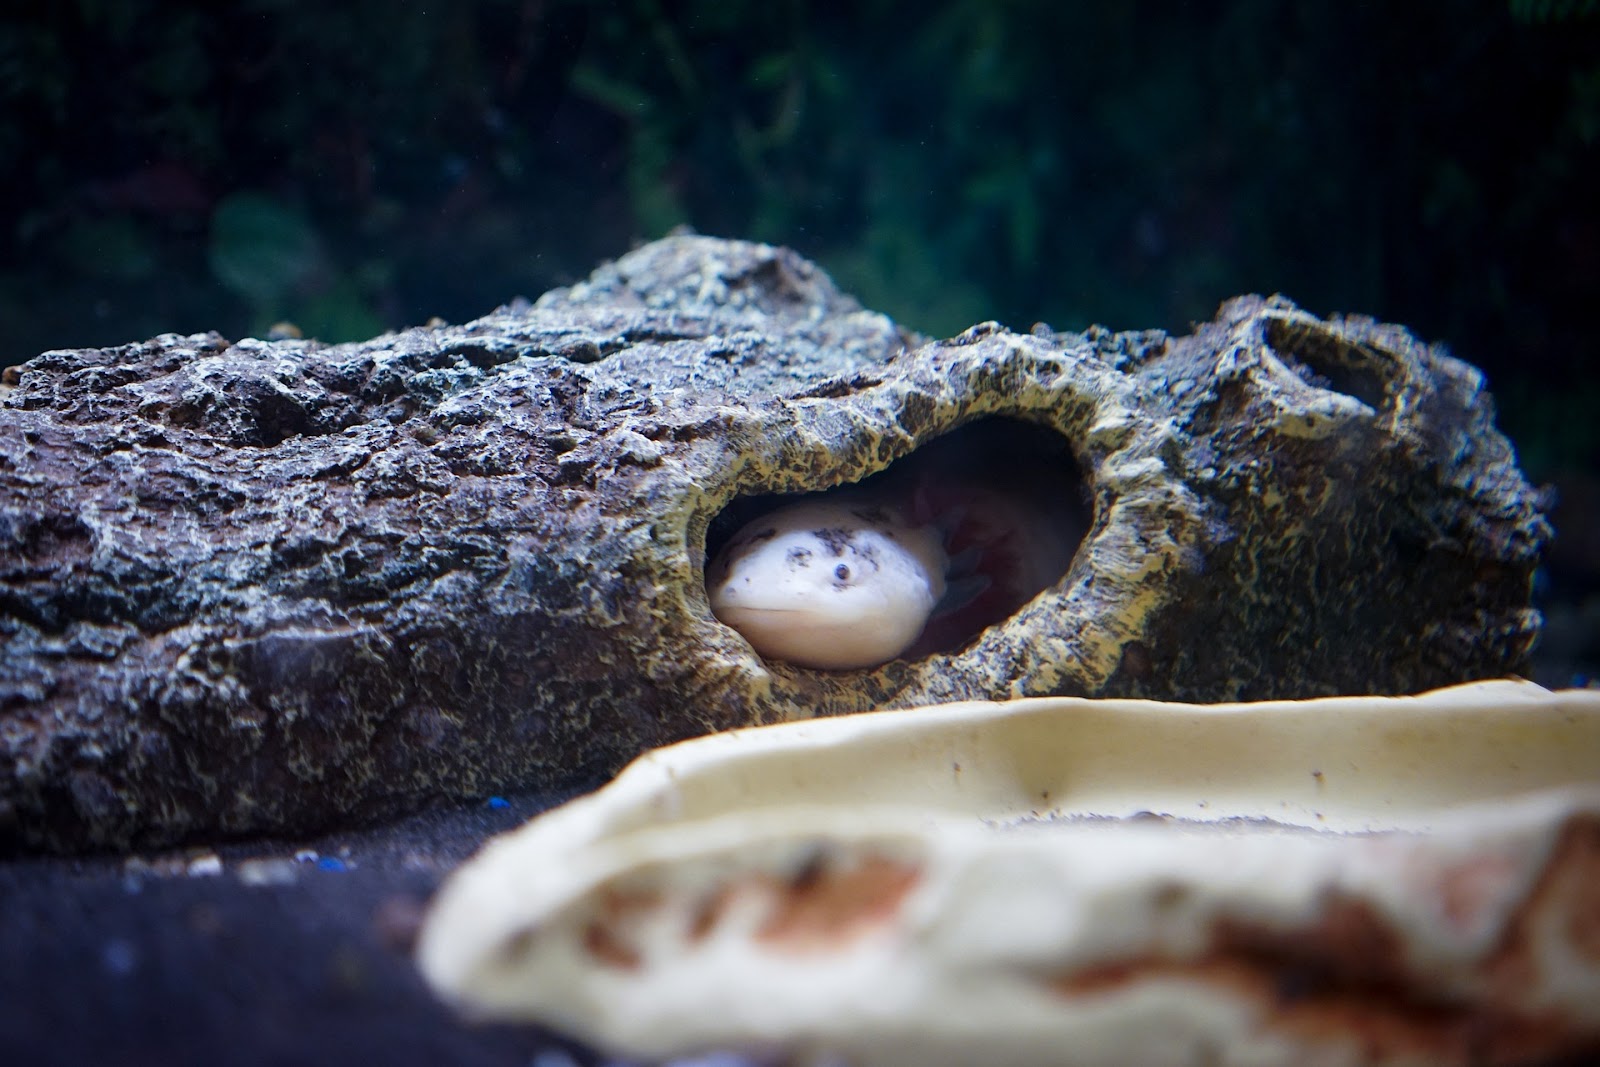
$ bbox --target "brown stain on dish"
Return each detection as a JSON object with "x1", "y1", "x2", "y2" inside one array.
[
  {"x1": 587, "y1": 851, "x2": 923, "y2": 964},
  {"x1": 1044, "y1": 823, "x2": 1600, "y2": 1065},
  {"x1": 1059, "y1": 955, "x2": 1570, "y2": 1065},
  {"x1": 579, "y1": 886, "x2": 663, "y2": 971},
  {"x1": 751, "y1": 851, "x2": 922, "y2": 954},
  {"x1": 1565, "y1": 823, "x2": 1600, "y2": 962},
  {"x1": 1485, "y1": 815, "x2": 1600, "y2": 988},
  {"x1": 1427, "y1": 847, "x2": 1530, "y2": 934}
]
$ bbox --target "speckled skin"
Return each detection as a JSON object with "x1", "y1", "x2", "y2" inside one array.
[
  {"x1": 707, "y1": 496, "x2": 950, "y2": 669},
  {"x1": 0, "y1": 236, "x2": 1549, "y2": 852}
]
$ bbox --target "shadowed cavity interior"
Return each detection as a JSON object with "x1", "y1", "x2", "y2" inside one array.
[{"x1": 703, "y1": 417, "x2": 1091, "y2": 665}]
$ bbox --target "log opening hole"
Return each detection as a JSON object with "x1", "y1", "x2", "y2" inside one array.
[
  {"x1": 703, "y1": 417, "x2": 1091, "y2": 670},
  {"x1": 1263, "y1": 317, "x2": 1392, "y2": 413}
]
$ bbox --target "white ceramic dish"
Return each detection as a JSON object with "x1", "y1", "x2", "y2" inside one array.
[{"x1": 419, "y1": 680, "x2": 1600, "y2": 1066}]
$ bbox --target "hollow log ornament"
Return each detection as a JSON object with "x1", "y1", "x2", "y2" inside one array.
[{"x1": 0, "y1": 236, "x2": 1550, "y2": 851}]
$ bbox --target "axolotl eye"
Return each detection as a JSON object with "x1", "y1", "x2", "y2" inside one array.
[{"x1": 833, "y1": 564, "x2": 851, "y2": 582}]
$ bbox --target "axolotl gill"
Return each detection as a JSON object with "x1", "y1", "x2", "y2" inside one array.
[{"x1": 705, "y1": 420, "x2": 1087, "y2": 670}]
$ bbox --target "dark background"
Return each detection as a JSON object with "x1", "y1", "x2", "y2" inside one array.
[
  {"x1": 2, "y1": 7, "x2": 1598, "y2": 1064},
  {"x1": 3, "y1": 0, "x2": 1597, "y2": 671}
]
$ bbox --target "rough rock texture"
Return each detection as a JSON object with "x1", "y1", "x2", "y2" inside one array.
[{"x1": 0, "y1": 235, "x2": 1549, "y2": 853}]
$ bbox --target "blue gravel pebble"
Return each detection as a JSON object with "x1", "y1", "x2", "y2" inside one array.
[{"x1": 487, "y1": 796, "x2": 510, "y2": 810}]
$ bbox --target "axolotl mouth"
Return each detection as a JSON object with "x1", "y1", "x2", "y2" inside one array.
[{"x1": 704, "y1": 418, "x2": 1091, "y2": 670}]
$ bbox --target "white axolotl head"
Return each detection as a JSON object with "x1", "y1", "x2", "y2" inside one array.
[{"x1": 707, "y1": 497, "x2": 948, "y2": 670}]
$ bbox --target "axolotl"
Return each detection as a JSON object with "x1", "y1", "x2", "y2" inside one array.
[{"x1": 706, "y1": 471, "x2": 1082, "y2": 670}]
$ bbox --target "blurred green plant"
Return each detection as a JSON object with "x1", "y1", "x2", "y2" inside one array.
[
  {"x1": 207, "y1": 192, "x2": 384, "y2": 342},
  {"x1": 1497, "y1": 378, "x2": 1600, "y2": 478},
  {"x1": 0, "y1": 0, "x2": 1594, "y2": 470},
  {"x1": 1509, "y1": 0, "x2": 1599, "y2": 21},
  {"x1": 56, "y1": 216, "x2": 157, "y2": 283},
  {"x1": 207, "y1": 192, "x2": 321, "y2": 310}
]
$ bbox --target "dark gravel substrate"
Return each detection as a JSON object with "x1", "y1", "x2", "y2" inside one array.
[{"x1": 0, "y1": 784, "x2": 627, "y2": 1067}]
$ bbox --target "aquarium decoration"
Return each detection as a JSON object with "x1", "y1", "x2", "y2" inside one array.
[{"x1": 0, "y1": 236, "x2": 1550, "y2": 852}]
